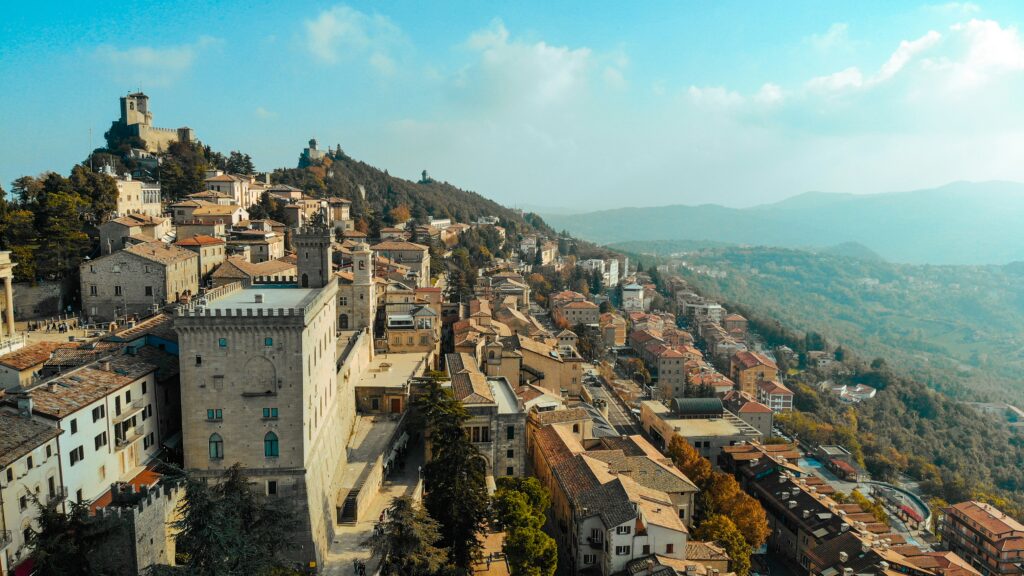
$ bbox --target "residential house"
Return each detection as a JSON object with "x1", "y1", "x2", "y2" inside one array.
[
  {"x1": 446, "y1": 353, "x2": 527, "y2": 478},
  {"x1": 175, "y1": 235, "x2": 227, "y2": 281},
  {"x1": 81, "y1": 242, "x2": 199, "y2": 322},
  {"x1": 0, "y1": 412, "x2": 64, "y2": 576},
  {"x1": 371, "y1": 241, "x2": 431, "y2": 288},
  {"x1": 99, "y1": 214, "x2": 172, "y2": 255},
  {"x1": 757, "y1": 379, "x2": 794, "y2": 412},
  {"x1": 942, "y1": 501, "x2": 1024, "y2": 576},
  {"x1": 729, "y1": 351, "x2": 779, "y2": 397}
]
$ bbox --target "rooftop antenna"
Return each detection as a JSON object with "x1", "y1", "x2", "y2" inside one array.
[{"x1": 88, "y1": 128, "x2": 94, "y2": 170}]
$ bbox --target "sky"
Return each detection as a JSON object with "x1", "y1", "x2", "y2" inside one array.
[{"x1": 4, "y1": 1, "x2": 1024, "y2": 209}]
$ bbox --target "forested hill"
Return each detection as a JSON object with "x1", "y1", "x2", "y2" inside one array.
[
  {"x1": 271, "y1": 149, "x2": 548, "y2": 235},
  {"x1": 547, "y1": 181, "x2": 1024, "y2": 265},
  {"x1": 619, "y1": 239, "x2": 1024, "y2": 405}
]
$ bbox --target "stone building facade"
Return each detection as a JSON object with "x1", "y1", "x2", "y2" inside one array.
[
  {"x1": 119, "y1": 92, "x2": 196, "y2": 153},
  {"x1": 81, "y1": 242, "x2": 198, "y2": 322},
  {"x1": 175, "y1": 226, "x2": 353, "y2": 570}
]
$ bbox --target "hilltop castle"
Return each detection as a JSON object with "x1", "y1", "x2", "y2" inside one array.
[{"x1": 119, "y1": 92, "x2": 197, "y2": 152}]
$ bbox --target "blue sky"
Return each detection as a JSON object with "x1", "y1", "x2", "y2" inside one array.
[{"x1": 4, "y1": 1, "x2": 1024, "y2": 208}]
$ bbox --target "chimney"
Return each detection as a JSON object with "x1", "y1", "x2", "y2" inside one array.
[
  {"x1": 843, "y1": 568, "x2": 854, "y2": 576},
  {"x1": 101, "y1": 361, "x2": 112, "y2": 372},
  {"x1": 254, "y1": 293, "x2": 264, "y2": 304},
  {"x1": 803, "y1": 509, "x2": 811, "y2": 519},
  {"x1": 47, "y1": 382, "x2": 57, "y2": 392},
  {"x1": 839, "y1": 552, "x2": 848, "y2": 563},
  {"x1": 788, "y1": 500, "x2": 798, "y2": 509}
]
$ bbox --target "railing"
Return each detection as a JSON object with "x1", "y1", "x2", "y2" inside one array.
[
  {"x1": 586, "y1": 536, "x2": 604, "y2": 550},
  {"x1": 116, "y1": 426, "x2": 143, "y2": 449}
]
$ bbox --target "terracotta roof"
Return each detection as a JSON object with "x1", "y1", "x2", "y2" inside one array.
[
  {"x1": 0, "y1": 341, "x2": 65, "y2": 371},
  {"x1": 0, "y1": 412, "x2": 62, "y2": 468},
  {"x1": 372, "y1": 240, "x2": 428, "y2": 252},
  {"x1": 212, "y1": 256, "x2": 295, "y2": 279},
  {"x1": 108, "y1": 213, "x2": 168, "y2": 227},
  {"x1": 204, "y1": 174, "x2": 240, "y2": 182},
  {"x1": 948, "y1": 501, "x2": 1024, "y2": 536},
  {"x1": 446, "y1": 353, "x2": 494, "y2": 405},
  {"x1": 732, "y1": 350, "x2": 778, "y2": 371},
  {"x1": 175, "y1": 234, "x2": 225, "y2": 247},
  {"x1": 686, "y1": 541, "x2": 730, "y2": 561},
  {"x1": 188, "y1": 190, "x2": 232, "y2": 199},
  {"x1": 192, "y1": 205, "x2": 242, "y2": 216},
  {"x1": 564, "y1": 300, "x2": 598, "y2": 310},
  {"x1": 125, "y1": 242, "x2": 197, "y2": 265},
  {"x1": 723, "y1": 313, "x2": 747, "y2": 322},
  {"x1": 169, "y1": 199, "x2": 212, "y2": 208},
  {"x1": 758, "y1": 379, "x2": 793, "y2": 396},
  {"x1": 532, "y1": 407, "x2": 590, "y2": 426},
  {"x1": 737, "y1": 401, "x2": 773, "y2": 414},
  {"x1": 20, "y1": 355, "x2": 157, "y2": 419}
]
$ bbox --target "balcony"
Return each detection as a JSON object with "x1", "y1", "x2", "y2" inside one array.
[
  {"x1": 586, "y1": 536, "x2": 604, "y2": 550},
  {"x1": 115, "y1": 426, "x2": 144, "y2": 450},
  {"x1": 48, "y1": 486, "x2": 69, "y2": 502},
  {"x1": 113, "y1": 399, "x2": 145, "y2": 424}
]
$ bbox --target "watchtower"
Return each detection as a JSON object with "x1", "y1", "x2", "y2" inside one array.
[
  {"x1": 120, "y1": 92, "x2": 152, "y2": 127},
  {"x1": 294, "y1": 204, "x2": 333, "y2": 289}
]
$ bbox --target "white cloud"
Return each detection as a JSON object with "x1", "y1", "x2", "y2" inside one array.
[
  {"x1": 255, "y1": 106, "x2": 277, "y2": 119},
  {"x1": 877, "y1": 30, "x2": 943, "y2": 82},
  {"x1": 926, "y1": 2, "x2": 981, "y2": 16},
  {"x1": 807, "y1": 30, "x2": 941, "y2": 92},
  {"x1": 754, "y1": 83, "x2": 784, "y2": 104},
  {"x1": 941, "y1": 19, "x2": 1024, "y2": 89},
  {"x1": 454, "y1": 20, "x2": 594, "y2": 110},
  {"x1": 94, "y1": 36, "x2": 221, "y2": 86},
  {"x1": 305, "y1": 5, "x2": 405, "y2": 72},
  {"x1": 808, "y1": 23, "x2": 850, "y2": 52},
  {"x1": 687, "y1": 85, "x2": 745, "y2": 107}
]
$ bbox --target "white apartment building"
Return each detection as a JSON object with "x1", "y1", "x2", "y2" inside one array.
[
  {"x1": 9, "y1": 354, "x2": 161, "y2": 505},
  {"x1": 621, "y1": 283, "x2": 644, "y2": 312},
  {"x1": 0, "y1": 412, "x2": 64, "y2": 575}
]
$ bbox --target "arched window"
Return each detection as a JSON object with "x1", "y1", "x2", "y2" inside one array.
[
  {"x1": 209, "y1": 433, "x2": 223, "y2": 460},
  {"x1": 264, "y1": 432, "x2": 279, "y2": 458},
  {"x1": 301, "y1": 273, "x2": 309, "y2": 288}
]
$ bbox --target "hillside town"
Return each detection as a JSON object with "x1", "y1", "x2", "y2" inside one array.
[{"x1": 0, "y1": 93, "x2": 1021, "y2": 576}]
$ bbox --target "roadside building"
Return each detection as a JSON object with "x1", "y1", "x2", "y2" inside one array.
[
  {"x1": 639, "y1": 398, "x2": 761, "y2": 465},
  {"x1": 729, "y1": 351, "x2": 779, "y2": 397}
]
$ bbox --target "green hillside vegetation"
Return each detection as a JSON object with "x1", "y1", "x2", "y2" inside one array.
[
  {"x1": 272, "y1": 147, "x2": 545, "y2": 237},
  {"x1": 618, "y1": 240, "x2": 1024, "y2": 514},
  {"x1": 548, "y1": 181, "x2": 1024, "y2": 265},
  {"x1": 620, "y1": 240, "x2": 1024, "y2": 404}
]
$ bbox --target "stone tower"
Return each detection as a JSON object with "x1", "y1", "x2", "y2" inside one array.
[
  {"x1": 120, "y1": 92, "x2": 152, "y2": 127},
  {"x1": 294, "y1": 204, "x2": 333, "y2": 289},
  {"x1": 351, "y1": 240, "x2": 376, "y2": 333}
]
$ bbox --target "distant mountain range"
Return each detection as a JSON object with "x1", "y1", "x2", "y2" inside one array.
[{"x1": 545, "y1": 181, "x2": 1024, "y2": 265}]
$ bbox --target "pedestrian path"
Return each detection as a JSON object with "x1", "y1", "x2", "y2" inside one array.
[{"x1": 321, "y1": 441, "x2": 424, "y2": 576}]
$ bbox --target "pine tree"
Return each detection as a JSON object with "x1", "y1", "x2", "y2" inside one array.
[
  {"x1": 172, "y1": 465, "x2": 299, "y2": 575},
  {"x1": 416, "y1": 378, "x2": 489, "y2": 568},
  {"x1": 363, "y1": 496, "x2": 450, "y2": 575}
]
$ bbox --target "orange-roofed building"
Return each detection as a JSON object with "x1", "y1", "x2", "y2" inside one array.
[
  {"x1": 729, "y1": 350, "x2": 779, "y2": 397},
  {"x1": 943, "y1": 501, "x2": 1024, "y2": 576}
]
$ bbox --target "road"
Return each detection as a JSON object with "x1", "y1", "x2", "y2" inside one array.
[{"x1": 586, "y1": 370, "x2": 641, "y2": 436}]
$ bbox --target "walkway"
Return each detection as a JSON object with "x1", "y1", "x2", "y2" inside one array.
[{"x1": 321, "y1": 439, "x2": 425, "y2": 576}]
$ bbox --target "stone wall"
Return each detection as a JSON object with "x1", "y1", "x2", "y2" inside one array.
[{"x1": 13, "y1": 279, "x2": 71, "y2": 319}]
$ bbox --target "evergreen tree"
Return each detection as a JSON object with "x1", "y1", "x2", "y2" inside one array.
[
  {"x1": 416, "y1": 378, "x2": 489, "y2": 568},
  {"x1": 363, "y1": 496, "x2": 450, "y2": 575},
  {"x1": 27, "y1": 495, "x2": 133, "y2": 575},
  {"x1": 172, "y1": 465, "x2": 299, "y2": 575},
  {"x1": 493, "y1": 477, "x2": 556, "y2": 576}
]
